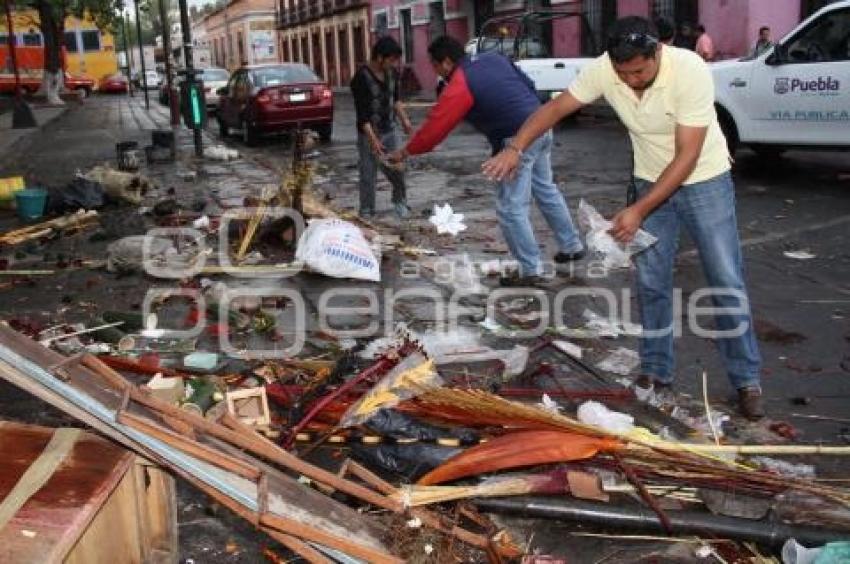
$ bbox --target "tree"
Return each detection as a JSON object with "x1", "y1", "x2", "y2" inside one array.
[{"x1": 16, "y1": 0, "x2": 123, "y2": 103}]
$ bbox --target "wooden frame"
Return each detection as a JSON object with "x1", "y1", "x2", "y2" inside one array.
[{"x1": 225, "y1": 387, "x2": 271, "y2": 427}]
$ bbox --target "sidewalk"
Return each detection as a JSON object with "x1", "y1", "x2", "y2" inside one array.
[{"x1": 0, "y1": 101, "x2": 68, "y2": 160}]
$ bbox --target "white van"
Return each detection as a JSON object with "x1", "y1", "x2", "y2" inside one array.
[{"x1": 712, "y1": 0, "x2": 850, "y2": 155}]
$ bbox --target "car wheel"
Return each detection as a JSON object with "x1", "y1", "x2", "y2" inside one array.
[
  {"x1": 218, "y1": 116, "x2": 230, "y2": 137},
  {"x1": 75, "y1": 87, "x2": 88, "y2": 99},
  {"x1": 316, "y1": 123, "x2": 332, "y2": 143},
  {"x1": 241, "y1": 118, "x2": 258, "y2": 147}
]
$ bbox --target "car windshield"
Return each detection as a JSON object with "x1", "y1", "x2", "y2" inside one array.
[
  {"x1": 251, "y1": 65, "x2": 319, "y2": 87},
  {"x1": 202, "y1": 69, "x2": 229, "y2": 82}
]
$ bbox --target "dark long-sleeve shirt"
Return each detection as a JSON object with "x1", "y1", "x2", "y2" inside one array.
[{"x1": 350, "y1": 65, "x2": 399, "y2": 133}]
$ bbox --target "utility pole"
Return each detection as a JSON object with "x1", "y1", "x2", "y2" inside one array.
[
  {"x1": 3, "y1": 0, "x2": 36, "y2": 127},
  {"x1": 157, "y1": 0, "x2": 179, "y2": 125},
  {"x1": 121, "y1": 13, "x2": 134, "y2": 97},
  {"x1": 134, "y1": 0, "x2": 150, "y2": 109},
  {"x1": 178, "y1": 0, "x2": 204, "y2": 157}
]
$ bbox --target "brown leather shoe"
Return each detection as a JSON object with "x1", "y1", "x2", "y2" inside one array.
[{"x1": 737, "y1": 387, "x2": 765, "y2": 421}]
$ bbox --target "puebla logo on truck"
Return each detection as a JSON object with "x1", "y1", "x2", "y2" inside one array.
[{"x1": 775, "y1": 76, "x2": 840, "y2": 95}]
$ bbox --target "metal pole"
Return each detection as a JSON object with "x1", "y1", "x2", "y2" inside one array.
[
  {"x1": 178, "y1": 0, "x2": 203, "y2": 157},
  {"x1": 123, "y1": 12, "x2": 134, "y2": 97},
  {"x1": 157, "y1": 0, "x2": 179, "y2": 126},
  {"x1": 4, "y1": 0, "x2": 36, "y2": 128},
  {"x1": 133, "y1": 0, "x2": 150, "y2": 109}
]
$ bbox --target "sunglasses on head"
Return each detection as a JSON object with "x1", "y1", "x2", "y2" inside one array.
[{"x1": 615, "y1": 32, "x2": 659, "y2": 49}]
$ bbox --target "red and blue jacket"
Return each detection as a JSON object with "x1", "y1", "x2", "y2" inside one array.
[{"x1": 406, "y1": 52, "x2": 541, "y2": 156}]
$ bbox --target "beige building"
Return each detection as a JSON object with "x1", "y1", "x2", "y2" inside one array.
[
  {"x1": 277, "y1": 0, "x2": 371, "y2": 88},
  {"x1": 203, "y1": 0, "x2": 279, "y2": 71}
]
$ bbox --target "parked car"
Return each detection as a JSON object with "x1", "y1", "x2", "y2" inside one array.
[
  {"x1": 142, "y1": 70, "x2": 161, "y2": 90},
  {"x1": 216, "y1": 63, "x2": 333, "y2": 146},
  {"x1": 711, "y1": 0, "x2": 850, "y2": 156},
  {"x1": 99, "y1": 73, "x2": 129, "y2": 94},
  {"x1": 64, "y1": 71, "x2": 95, "y2": 97},
  {"x1": 159, "y1": 67, "x2": 230, "y2": 112}
]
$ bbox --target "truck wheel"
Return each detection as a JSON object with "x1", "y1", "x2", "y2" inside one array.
[{"x1": 717, "y1": 107, "x2": 739, "y2": 157}]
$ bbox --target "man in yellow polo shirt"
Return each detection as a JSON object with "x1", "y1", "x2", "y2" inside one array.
[{"x1": 482, "y1": 16, "x2": 763, "y2": 420}]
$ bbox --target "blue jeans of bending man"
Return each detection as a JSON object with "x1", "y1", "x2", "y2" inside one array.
[
  {"x1": 634, "y1": 171, "x2": 761, "y2": 390},
  {"x1": 496, "y1": 131, "x2": 583, "y2": 276},
  {"x1": 357, "y1": 127, "x2": 406, "y2": 215}
]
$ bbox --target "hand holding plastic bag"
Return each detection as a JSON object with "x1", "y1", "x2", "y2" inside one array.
[{"x1": 577, "y1": 199, "x2": 657, "y2": 269}]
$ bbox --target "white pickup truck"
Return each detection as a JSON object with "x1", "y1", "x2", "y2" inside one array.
[{"x1": 712, "y1": 0, "x2": 850, "y2": 155}]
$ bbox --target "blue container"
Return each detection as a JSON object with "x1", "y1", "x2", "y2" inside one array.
[{"x1": 15, "y1": 189, "x2": 47, "y2": 221}]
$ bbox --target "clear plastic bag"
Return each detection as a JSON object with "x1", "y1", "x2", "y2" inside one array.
[
  {"x1": 577, "y1": 199, "x2": 657, "y2": 269},
  {"x1": 339, "y1": 352, "x2": 444, "y2": 428}
]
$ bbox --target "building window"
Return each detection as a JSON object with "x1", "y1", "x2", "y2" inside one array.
[
  {"x1": 428, "y1": 1, "x2": 446, "y2": 40},
  {"x1": 374, "y1": 11, "x2": 388, "y2": 36},
  {"x1": 652, "y1": 0, "x2": 698, "y2": 27},
  {"x1": 583, "y1": 0, "x2": 616, "y2": 55},
  {"x1": 64, "y1": 31, "x2": 79, "y2": 52},
  {"x1": 400, "y1": 8, "x2": 413, "y2": 63},
  {"x1": 81, "y1": 30, "x2": 100, "y2": 51},
  {"x1": 353, "y1": 23, "x2": 366, "y2": 66},
  {"x1": 22, "y1": 33, "x2": 42, "y2": 46}
]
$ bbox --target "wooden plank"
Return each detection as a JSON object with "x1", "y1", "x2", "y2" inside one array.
[
  {"x1": 0, "y1": 421, "x2": 135, "y2": 564},
  {"x1": 64, "y1": 467, "x2": 143, "y2": 564},
  {"x1": 0, "y1": 427, "x2": 82, "y2": 529},
  {"x1": 133, "y1": 461, "x2": 178, "y2": 563}
]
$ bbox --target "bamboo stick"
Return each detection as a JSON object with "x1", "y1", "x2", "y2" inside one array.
[{"x1": 81, "y1": 354, "x2": 402, "y2": 512}]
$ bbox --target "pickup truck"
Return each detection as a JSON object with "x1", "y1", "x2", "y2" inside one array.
[{"x1": 712, "y1": 0, "x2": 850, "y2": 155}]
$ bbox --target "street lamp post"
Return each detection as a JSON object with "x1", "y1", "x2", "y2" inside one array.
[
  {"x1": 133, "y1": 0, "x2": 150, "y2": 109},
  {"x1": 121, "y1": 12, "x2": 134, "y2": 97}
]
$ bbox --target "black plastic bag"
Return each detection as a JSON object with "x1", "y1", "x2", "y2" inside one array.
[
  {"x1": 351, "y1": 442, "x2": 462, "y2": 482},
  {"x1": 365, "y1": 409, "x2": 479, "y2": 445},
  {"x1": 46, "y1": 176, "x2": 105, "y2": 214}
]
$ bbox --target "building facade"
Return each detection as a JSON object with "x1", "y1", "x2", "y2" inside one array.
[
  {"x1": 273, "y1": 0, "x2": 834, "y2": 94},
  {"x1": 203, "y1": 0, "x2": 279, "y2": 71},
  {"x1": 277, "y1": 0, "x2": 372, "y2": 88}
]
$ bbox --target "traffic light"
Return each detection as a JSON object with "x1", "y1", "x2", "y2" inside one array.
[{"x1": 180, "y1": 80, "x2": 207, "y2": 129}]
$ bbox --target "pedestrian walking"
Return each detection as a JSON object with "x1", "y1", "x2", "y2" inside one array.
[
  {"x1": 389, "y1": 36, "x2": 585, "y2": 286},
  {"x1": 350, "y1": 36, "x2": 414, "y2": 219},
  {"x1": 695, "y1": 24, "x2": 715, "y2": 61},
  {"x1": 750, "y1": 26, "x2": 774, "y2": 58},
  {"x1": 482, "y1": 17, "x2": 764, "y2": 420}
]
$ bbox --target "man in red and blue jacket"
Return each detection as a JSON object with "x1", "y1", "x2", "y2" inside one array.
[{"x1": 390, "y1": 36, "x2": 584, "y2": 286}]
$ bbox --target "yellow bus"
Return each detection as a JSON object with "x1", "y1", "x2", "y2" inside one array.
[{"x1": 0, "y1": 11, "x2": 118, "y2": 81}]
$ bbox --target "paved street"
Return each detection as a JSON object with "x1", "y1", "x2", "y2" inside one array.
[{"x1": 1, "y1": 92, "x2": 849, "y2": 561}]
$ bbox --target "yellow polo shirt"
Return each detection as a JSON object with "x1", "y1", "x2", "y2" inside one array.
[{"x1": 568, "y1": 45, "x2": 730, "y2": 184}]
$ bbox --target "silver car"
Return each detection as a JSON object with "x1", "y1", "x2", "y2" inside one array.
[{"x1": 198, "y1": 68, "x2": 230, "y2": 111}]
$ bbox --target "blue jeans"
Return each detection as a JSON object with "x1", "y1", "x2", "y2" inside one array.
[
  {"x1": 497, "y1": 131, "x2": 583, "y2": 276},
  {"x1": 634, "y1": 171, "x2": 761, "y2": 390},
  {"x1": 357, "y1": 127, "x2": 406, "y2": 214}
]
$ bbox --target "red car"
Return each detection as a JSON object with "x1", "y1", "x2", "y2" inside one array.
[
  {"x1": 99, "y1": 73, "x2": 129, "y2": 94},
  {"x1": 64, "y1": 71, "x2": 95, "y2": 97},
  {"x1": 216, "y1": 63, "x2": 333, "y2": 146}
]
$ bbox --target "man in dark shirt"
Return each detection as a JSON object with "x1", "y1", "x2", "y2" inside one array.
[{"x1": 350, "y1": 36, "x2": 414, "y2": 219}]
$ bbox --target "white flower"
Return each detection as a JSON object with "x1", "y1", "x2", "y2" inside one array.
[
  {"x1": 423, "y1": 544, "x2": 434, "y2": 555},
  {"x1": 429, "y1": 203, "x2": 467, "y2": 236}
]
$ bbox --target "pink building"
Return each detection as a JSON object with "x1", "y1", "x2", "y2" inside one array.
[{"x1": 274, "y1": 0, "x2": 834, "y2": 93}]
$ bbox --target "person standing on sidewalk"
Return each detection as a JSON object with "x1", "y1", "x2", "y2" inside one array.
[
  {"x1": 481, "y1": 17, "x2": 764, "y2": 419},
  {"x1": 350, "y1": 36, "x2": 414, "y2": 219},
  {"x1": 695, "y1": 24, "x2": 716, "y2": 61},
  {"x1": 389, "y1": 36, "x2": 584, "y2": 286}
]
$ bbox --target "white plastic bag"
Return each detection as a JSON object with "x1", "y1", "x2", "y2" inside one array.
[
  {"x1": 295, "y1": 218, "x2": 381, "y2": 281},
  {"x1": 577, "y1": 199, "x2": 657, "y2": 269},
  {"x1": 577, "y1": 400, "x2": 635, "y2": 433}
]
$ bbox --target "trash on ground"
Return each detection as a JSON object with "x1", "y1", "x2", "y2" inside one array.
[
  {"x1": 206, "y1": 145, "x2": 240, "y2": 161},
  {"x1": 595, "y1": 347, "x2": 641, "y2": 376},
  {"x1": 429, "y1": 202, "x2": 467, "y2": 236},
  {"x1": 577, "y1": 199, "x2": 657, "y2": 268},
  {"x1": 295, "y1": 218, "x2": 381, "y2": 281},
  {"x1": 784, "y1": 250, "x2": 817, "y2": 260}
]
